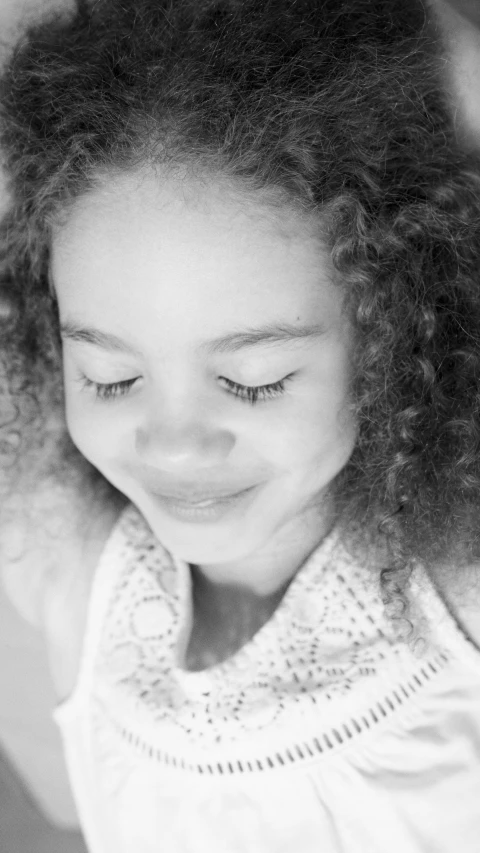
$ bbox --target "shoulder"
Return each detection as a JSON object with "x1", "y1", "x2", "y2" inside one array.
[
  {"x1": 1, "y1": 475, "x2": 128, "y2": 702},
  {"x1": 41, "y1": 486, "x2": 128, "y2": 703}
]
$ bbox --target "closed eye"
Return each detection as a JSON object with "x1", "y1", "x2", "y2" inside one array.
[
  {"x1": 76, "y1": 372, "x2": 293, "y2": 404},
  {"x1": 77, "y1": 375, "x2": 137, "y2": 401},
  {"x1": 220, "y1": 376, "x2": 292, "y2": 404}
]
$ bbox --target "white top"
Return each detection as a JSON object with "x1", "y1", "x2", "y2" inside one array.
[{"x1": 53, "y1": 502, "x2": 480, "y2": 853}]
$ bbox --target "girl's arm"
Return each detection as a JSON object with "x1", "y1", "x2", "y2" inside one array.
[
  {"x1": 1, "y1": 477, "x2": 127, "y2": 628},
  {"x1": 40, "y1": 482, "x2": 127, "y2": 703},
  {"x1": 1, "y1": 472, "x2": 128, "y2": 702}
]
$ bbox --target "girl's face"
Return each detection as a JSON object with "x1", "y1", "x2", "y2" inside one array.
[{"x1": 51, "y1": 171, "x2": 356, "y2": 567}]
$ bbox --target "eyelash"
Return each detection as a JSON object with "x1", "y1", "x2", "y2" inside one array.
[{"x1": 77, "y1": 374, "x2": 291, "y2": 405}]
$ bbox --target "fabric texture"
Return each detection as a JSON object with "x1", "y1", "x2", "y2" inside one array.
[{"x1": 53, "y1": 502, "x2": 480, "y2": 852}]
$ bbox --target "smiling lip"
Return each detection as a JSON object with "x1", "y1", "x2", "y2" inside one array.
[
  {"x1": 149, "y1": 485, "x2": 256, "y2": 523},
  {"x1": 148, "y1": 486, "x2": 255, "y2": 504}
]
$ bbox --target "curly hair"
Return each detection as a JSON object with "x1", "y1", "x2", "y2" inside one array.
[{"x1": 1, "y1": 0, "x2": 480, "y2": 646}]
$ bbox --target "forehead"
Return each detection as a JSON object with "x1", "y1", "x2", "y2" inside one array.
[{"x1": 51, "y1": 170, "x2": 342, "y2": 350}]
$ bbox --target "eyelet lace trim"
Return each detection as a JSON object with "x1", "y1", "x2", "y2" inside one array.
[{"x1": 92, "y1": 649, "x2": 450, "y2": 775}]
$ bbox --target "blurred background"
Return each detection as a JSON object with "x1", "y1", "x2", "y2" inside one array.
[
  {"x1": 0, "y1": 0, "x2": 479, "y2": 851},
  {"x1": 0, "y1": 575, "x2": 86, "y2": 851},
  {"x1": 1, "y1": 6, "x2": 86, "y2": 853}
]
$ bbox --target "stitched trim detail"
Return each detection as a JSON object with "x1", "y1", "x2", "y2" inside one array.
[{"x1": 105, "y1": 650, "x2": 451, "y2": 775}]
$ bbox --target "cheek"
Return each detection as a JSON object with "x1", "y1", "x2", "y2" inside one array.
[
  {"x1": 249, "y1": 390, "x2": 356, "y2": 474},
  {"x1": 63, "y1": 387, "x2": 114, "y2": 465},
  {"x1": 62, "y1": 364, "x2": 86, "y2": 446},
  {"x1": 64, "y1": 400, "x2": 95, "y2": 459}
]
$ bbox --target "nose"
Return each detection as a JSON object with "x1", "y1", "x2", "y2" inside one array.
[{"x1": 135, "y1": 404, "x2": 235, "y2": 471}]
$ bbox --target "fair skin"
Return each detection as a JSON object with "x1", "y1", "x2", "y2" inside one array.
[
  {"x1": 50, "y1": 170, "x2": 357, "y2": 616},
  {"x1": 429, "y1": 0, "x2": 480, "y2": 148}
]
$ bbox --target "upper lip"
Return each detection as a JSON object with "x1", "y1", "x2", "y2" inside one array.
[{"x1": 148, "y1": 485, "x2": 254, "y2": 503}]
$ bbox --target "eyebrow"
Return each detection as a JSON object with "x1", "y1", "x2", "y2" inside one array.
[{"x1": 59, "y1": 319, "x2": 326, "y2": 356}]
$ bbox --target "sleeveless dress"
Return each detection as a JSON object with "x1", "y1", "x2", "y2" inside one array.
[{"x1": 53, "y1": 502, "x2": 480, "y2": 853}]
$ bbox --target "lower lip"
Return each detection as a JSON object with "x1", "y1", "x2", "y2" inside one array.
[{"x1": 150, "y1": 487, "x2": 256, "y2": 523}]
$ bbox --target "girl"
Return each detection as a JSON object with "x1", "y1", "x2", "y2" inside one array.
[{"x1": 1, "y1": 0, "x2": 480, "y2": 850}]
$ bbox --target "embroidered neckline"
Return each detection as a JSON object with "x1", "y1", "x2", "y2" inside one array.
[
  {"x1": 90, "y1": 505, "x2": 425, "y2": 752},
  {"x1": 55, "y1": 502, "x2": 480, "y2": 771},
  {"x1": 97, "y1": 648, "x2": 452, "y2": 775}
]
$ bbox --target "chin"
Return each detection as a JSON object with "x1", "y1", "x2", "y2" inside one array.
[
  {"x1": 156, "y1": 523, "x2": 263, "y2": 564},
  {"x1": 142, "y1": 505, "x2": 272, "y2": 565}
]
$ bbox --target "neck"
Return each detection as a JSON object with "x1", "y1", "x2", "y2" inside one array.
[{"x1": 193, "y1": 498, "x2": 336, "y2": 599}]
